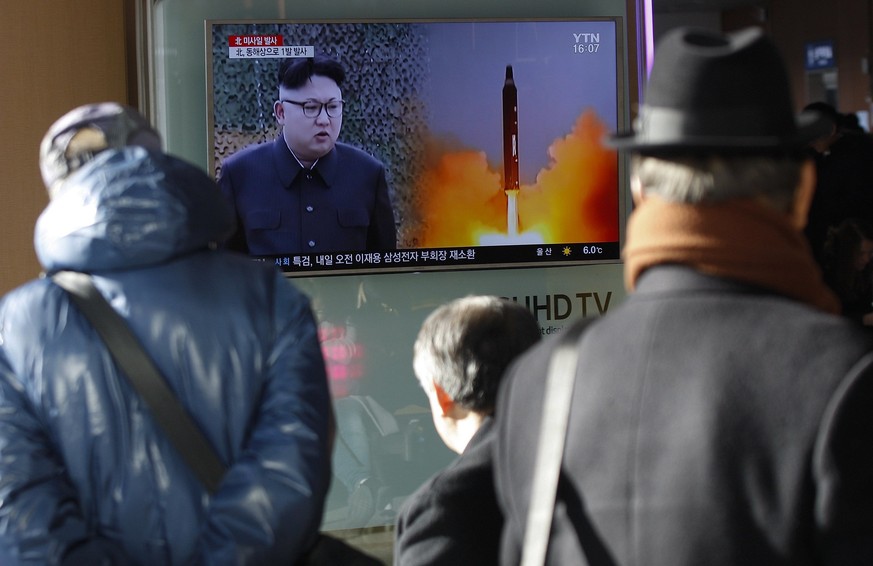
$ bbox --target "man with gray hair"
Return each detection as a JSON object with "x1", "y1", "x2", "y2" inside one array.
[
  {"x1": 494, "y1": 28, "x2": 873, "y2": 565},
  {"x1": 395, "y1": 295, "x2": 541, "y2": 565},
  {"x1": 0, "y1": 103, "x2": 333, "y2": 565}
]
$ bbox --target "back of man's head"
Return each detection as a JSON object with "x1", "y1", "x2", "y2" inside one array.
[
  {"x1": 413, "y1": 296, "x2": 541, "y2": 414},
  {"x1": 40, "y1": 103, "x2": 162, "y2": 198},
  {"x1": 607, "y1": 27, "x2": 830, "y2": 209}
]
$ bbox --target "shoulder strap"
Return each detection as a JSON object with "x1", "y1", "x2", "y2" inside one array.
[
  {"x1": 520, "y1": 317, "x2": 593, "y2": 566},
  {"x1": 51, "y1": 270, "x2": 227, "y2": 494}
]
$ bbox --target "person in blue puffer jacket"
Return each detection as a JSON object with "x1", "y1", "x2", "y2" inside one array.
[{"x1": 0, "y1": 103, "x2": 333, "y2": 565}]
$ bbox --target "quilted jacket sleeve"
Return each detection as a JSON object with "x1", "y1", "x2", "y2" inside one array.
[
  {"x1": 0, "y1": 349, "x2": 134, "y2": 565},
  {"x1": 196, "y1": 273, "x2": 333, "y2": 565}
]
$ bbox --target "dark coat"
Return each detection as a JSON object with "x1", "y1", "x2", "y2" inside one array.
[
  {"x1": 0, "y1": 148, "x2": 332, "y2": 565},
  {"x1": 495, "y1": 265, "x2": 873, "y2": 566},
  {"x1": 218, "y1": 138, "x2": 396, "y2": 256},
  {"x1": 394, "y1": 417, "x2": 502, "y2": 566},
  {"x1": 804, "y1": 131, "x2": 873, "y2": 264}
]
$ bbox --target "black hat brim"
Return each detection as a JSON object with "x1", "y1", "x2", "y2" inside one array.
[{"x1": 606, "y1": 108, "x2": 832, "y2": 154}]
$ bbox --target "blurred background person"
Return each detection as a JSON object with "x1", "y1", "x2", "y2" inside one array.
[
  {"x1": 821, "y1": 217, "x2": 873, "y2": 325},
  {"x1": 803, "y1": 101, "x2": 873, "y2": 265}
]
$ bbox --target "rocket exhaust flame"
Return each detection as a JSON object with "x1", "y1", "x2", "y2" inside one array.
[
  {"x1": 411, "y1": 67, "x2": 618, "y2": 249},
  {"x1": 505, "y1": 191, "x2": 519, "y2": 237}
]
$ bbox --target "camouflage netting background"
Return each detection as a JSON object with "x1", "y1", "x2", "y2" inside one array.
[{"x1": 211, "y1": 22, "x2": 430, "y2": 248}]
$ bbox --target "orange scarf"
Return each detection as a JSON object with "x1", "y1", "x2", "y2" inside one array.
[{"x1": 623, "y1": 197, "x2": 840, "y2": 314}]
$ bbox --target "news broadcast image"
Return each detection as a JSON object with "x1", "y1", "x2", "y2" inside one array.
[{"x1": 209, "y1": 19, "x2": 621, "y2": 275}]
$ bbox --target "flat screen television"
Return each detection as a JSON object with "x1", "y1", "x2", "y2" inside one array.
[{"x1": 207, "y1": 18, "x2": 625, "y2": 276}]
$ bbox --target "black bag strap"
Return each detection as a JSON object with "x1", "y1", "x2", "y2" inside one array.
[
  {"x1": 520, "y1": 317, "x2": 593, "y2": 566},
  {"x1": 51, "y1": 270, "x2": 227, "y2": 494}
]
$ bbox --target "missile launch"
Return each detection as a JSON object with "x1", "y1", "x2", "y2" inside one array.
[
  {"x1": 503, "y1": 65, "x2": 520, "y2": 235},
  {"x1": 503, "y1": 65, "x2": 520, "y2": 193}
]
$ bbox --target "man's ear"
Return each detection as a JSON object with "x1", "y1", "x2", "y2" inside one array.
[
  {"x1": 790, "y1": 159, "x2": 816, "y2": 230},
  {"x1": 274, "y1": 100, "x2": 285, "y2": 123},
  {"x1": 630, "y1": 174, "x2": 645, "y2": 205},
  {"x1": 432, "y1": 381, "x2": 455, "y2": 416}
]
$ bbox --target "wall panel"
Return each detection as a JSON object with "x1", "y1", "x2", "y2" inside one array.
[{"x1": 0, "y1": 0, "x2": 128, "y2": 294}]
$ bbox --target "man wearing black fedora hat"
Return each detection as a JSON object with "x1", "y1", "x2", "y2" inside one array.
[{"x1": 493, "y1": 27, "x2": 873, "y2": 565}]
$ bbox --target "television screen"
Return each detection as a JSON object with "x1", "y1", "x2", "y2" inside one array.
[{"x1": 207, "y1": 18, "x2": 625, "y2": 276}]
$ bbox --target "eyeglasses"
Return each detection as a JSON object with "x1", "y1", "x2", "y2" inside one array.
[{"x1": 281, "y1": 99, "x2": 344, "y2": 118}]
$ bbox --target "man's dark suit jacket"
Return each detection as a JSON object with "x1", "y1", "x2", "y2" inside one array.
[
  {"x1": 495, "y1": 266, "x2": 873, "y2": 565},
  {"x1": 394, "y1": 417, "x2": 502, "y2": 566},
  {"x1": 218, "y1": 138, "x2": 396, "y2": 256}
]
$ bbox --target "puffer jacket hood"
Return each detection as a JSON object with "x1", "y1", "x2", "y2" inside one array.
[{"x1": 35, "y1": 146, "x2": 235, "y2": 272}]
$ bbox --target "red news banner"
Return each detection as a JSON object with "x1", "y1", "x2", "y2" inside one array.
[{"x1": 228, "y1": 35, "x2": 313, "y2": 59}]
